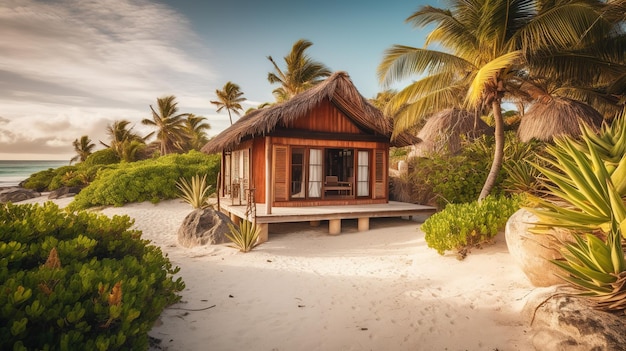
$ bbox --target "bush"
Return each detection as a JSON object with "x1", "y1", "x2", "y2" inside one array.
[
  {"x1": 83, "y1": 149, "x2": 121, "y2": 167},
  {"x1": 69, "y1": 151, "x2": 220, "y2": 210},
  {"x1": 422, "y1": 195, "x2": 524, "y2": 259},
  {"x1": 21, "y1": 168, "x2": 57, "y2": 192},
  {"x1": 0, "y1": 202, "x2": 184, "y2": 350}
]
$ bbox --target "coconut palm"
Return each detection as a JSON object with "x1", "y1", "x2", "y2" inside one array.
[
  {"x1": 70, "y1": 135, "x2": 95, "y2": 164},
  {"x1": 211, "y1": 82, "x2": 246, "y2": 125},
  {"x1": 142, "y1": 95, "x2": 188, "y2": 156},
  {"x1": 184, "y1": 114, "x2": 211, "y2": 151},
  {"x1": 267, "y1": 39, "x2": 332, "y2": 102},
  {"x1": 378, "y1": 0, "x2": 615, "y2": 200},
  {"x1": 100, "y1": 120, "x2": 145, "y2": 160}
]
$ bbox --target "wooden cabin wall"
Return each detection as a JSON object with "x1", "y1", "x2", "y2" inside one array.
[
  {"x1": 288, "y1": 99, "x2": 361, "y2": 134},
  {"x1": 251, "y1": 138, "x2": 266, "y2": 203}
]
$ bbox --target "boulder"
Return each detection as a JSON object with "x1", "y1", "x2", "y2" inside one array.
[
  {"x1": 177, "y1": 208, "x2": 233, "y2": 247},
  {"x1": 505, "y1": 208, "x2": 571, "y2": 287},
  {"x1": 0, "y1": 187, "x2": 40, "y2": 203},
  {"x1": 48, "y1": 186, "x2": 82, "y2": 199},
  {"x1": 523, "y1": 287, "x2": 626, "y2": 351}
]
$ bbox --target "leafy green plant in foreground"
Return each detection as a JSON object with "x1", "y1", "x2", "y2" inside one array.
[
  {"x1": 177, "y1": 174, "x2": 213, "y2": 209},
  {"x1": 226, "y1": 220, "x2": 261, "y2": 253},
  {"x1": 0, "y1": 202, "x2": 185, "y2": 350},
  {"x1": 526, "y1": 117, "x2": 626, "y2": 312},
  {"x1": 422, "y1": 195, "x2": 523, "y2": 259}
]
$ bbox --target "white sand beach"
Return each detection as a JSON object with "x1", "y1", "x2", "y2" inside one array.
[{"x1": 20, "y1": 196, "x2": 536, "y2": 350}]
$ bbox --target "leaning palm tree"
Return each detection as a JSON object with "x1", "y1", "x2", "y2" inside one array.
[
  {"x1": 70, "y1": 135, "x2": 95, "y2": 164},
  {"x1": 267, "y1": 39, "x2": 332, "y2": 102},
  {"x1": 211, "y1": 82, "x2": 246, "y2": 125},
  {"x1": 142, "y1": 95, "x2": 188, "y2": 156},
  {"x1": 183, "y1": 114, "x2": 211, "y2": 151},
  {"x1": 378, "y1": 0, "x2": 615, "y2": 200}
]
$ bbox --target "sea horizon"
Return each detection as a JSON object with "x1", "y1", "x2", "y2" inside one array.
[{"x1": 0, "y1": 160, "x2": 68, "y2": 187}]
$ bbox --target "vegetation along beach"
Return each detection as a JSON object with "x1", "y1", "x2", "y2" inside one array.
[{"x1": 1, "y1": 0, "x2": 625, "y2": 350}]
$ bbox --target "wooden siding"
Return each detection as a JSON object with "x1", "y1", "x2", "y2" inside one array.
[
  {"x1": 287, "y1": 99, "x2": 361, "y2": 134},
  {"x1": 251, "y1": 138, "x2": 266, "y2": 203}
]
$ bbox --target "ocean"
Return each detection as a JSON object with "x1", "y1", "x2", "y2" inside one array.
[{"x1": 0, "y1": 160, "x2": 68, "y2": 188}]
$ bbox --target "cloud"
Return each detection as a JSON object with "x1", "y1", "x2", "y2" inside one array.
[{"x1": 0, "y1": 0, "x2": 221, "y2": 159}]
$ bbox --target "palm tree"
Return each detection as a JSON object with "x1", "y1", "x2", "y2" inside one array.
[
  {"x1": 211, "y1": 82, "x2": 245, "y2": 125},
  {"x1": 267, "y1": 39, "x2": 332, "y2": 102},
  {"x1": 142, "y1": 95, "x2": 188, "y2": 156},
  {"x1": 378, "y1": 0, "x2": 614, "y2": 200},
  {"x1": 70, "y1": 135, "x2": 95, "y2": 164},
  {"x1": 100, "y1": 120, "x2": 145, "y2": 159},
  {"x1": 184, "y1": 114, "x2": 211, "y2": 151}
]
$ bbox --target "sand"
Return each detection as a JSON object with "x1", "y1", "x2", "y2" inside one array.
[{"x1": 19, "y1": 195, "x2": 535, "y2": 351}]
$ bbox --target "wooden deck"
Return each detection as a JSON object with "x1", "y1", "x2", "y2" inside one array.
[{"x1": 218, "y1": 200, "x2": 437, "y2": 243}]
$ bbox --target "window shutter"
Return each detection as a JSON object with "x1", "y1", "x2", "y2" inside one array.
[
  {"x1": 273, "y1": 145, "x2": 288, "y2": 201},
  {"x1": 374, "y1": 150, "x2": 386, "y2": 199}
]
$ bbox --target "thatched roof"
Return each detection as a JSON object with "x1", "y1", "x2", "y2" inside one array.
[
  {"x1": 201, "y1": 71, "x2": 419, "y2": 154},
  {"x1": 518, "y1": 97, "x2": 604, "y2": 142},
  {"x1": 410, "y1": 108, "x2": 493, "y2": 156}
]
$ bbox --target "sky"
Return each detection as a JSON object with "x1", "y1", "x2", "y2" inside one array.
[{"x1": 0, "y1": 0, "x2": 435, "y2": 161}]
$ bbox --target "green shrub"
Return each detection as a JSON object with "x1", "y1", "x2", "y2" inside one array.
[
  {"x1": 21, "y1": 168, "x2": 57, "y2": 191},
  {"x1": 422, "y1": 195, "x2": 524, "y2": 259},
  {"x1": 410, "y1": 151, "x2": 496, "y2": 208},
  {"x1": 0, "y1": 202, "x2": 184, "y2": 350},
  {"x1": 83, "y1": 149, "x2": 121, "y2": 167},
  {"x1": 69, "y1": 151, "x2": 220, "y2": 210}
]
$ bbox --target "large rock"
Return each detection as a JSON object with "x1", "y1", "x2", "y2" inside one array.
[
  {"x1": 523, "y1": 287, "x2": 626, "y2": 351},
  {"x1": 177, "y1": 208, "x2": 233, "y2": 247},
  {"x1": 505, "y1": 208, "x2": 571, "y2": 287},
  {"x1": 0, "y1": 187, "x2": 40, "y2": 203},
  {"x1": 48, "y1": 186, "x2": 82, "y2": 199}
]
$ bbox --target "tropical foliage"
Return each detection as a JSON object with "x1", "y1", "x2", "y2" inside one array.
[
  {"x1": 422, "y1": 195, "x2": 524, "y2": 259},
  {"x1": 211, "y1": 82, "x2": 246, "y2": 125},
  {"x1": 70, "y1": 135, "x2": 96, "y2": 164},
  {"x1": 226, "y1": 220, "x2": 261, "y2": 253},
  {"x1": 526, "y1": 114, "x2": 626, "y2": 312},
  {"x1": 378, "y1": 0, "x2": 623, "y2": 200},
  {"x1": 183, "y1": 114, "x2": 211, "y2": 150},
  {"x1": 69, "y1": 152, "x2": 220, "y2": 210},
  {"x1": 267, "y1": 39, "x2": 332, "y2": 102},
  {"x1": 142, "y1": 95, "x2": 189, "y2": 155},
  {"x1": 0, "y1": 202, "x2": 184, "y2": 350},
  {"x1": 176, "y1": 174, "x2": 213, "y2": 209},
  {"x1": 100, "y1": 120, "x2": 146, "y2": 162}
]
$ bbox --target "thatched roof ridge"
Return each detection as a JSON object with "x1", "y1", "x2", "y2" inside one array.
[
  {"x1": 202, "y1": 71, "x2": 418, "y2": 154},
  {"x1": 518, "y1": 97, "x2": 604, "y2": 142}
]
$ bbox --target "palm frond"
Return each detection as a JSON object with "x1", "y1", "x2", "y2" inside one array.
[{"x1": 378, "y1": 46, "x2": 474, "y2": 87}]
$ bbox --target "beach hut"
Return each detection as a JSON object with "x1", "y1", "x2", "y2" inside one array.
[
  {"x1": 410, "y1": 108, "x2": 493, "y2": 157},
  {"x1": 517, "y1": 97, "x2": 604, "y2": 142},
  {"x1": 202, "y1": 71, "x2": 419, "y2": 211}
]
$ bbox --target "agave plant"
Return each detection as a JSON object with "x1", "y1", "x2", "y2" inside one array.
[
  {"x1": 552, "y1": 215, "x2": 626, "y2": 312},
  {"x1": 176, "y1": 174, "x2": 212, "y2": 209},
  {"x1": 527, "y1": 118, "x2": 626, "y2": 312},
  {"x1": 225, "y1": 220, "x2": 260, "y2": 253}
]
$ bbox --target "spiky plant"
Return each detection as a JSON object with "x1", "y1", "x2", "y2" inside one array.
[
  {"x1": 527, "y1": 120, "x2": 626, "y2": 312},
  {"x1": 553, "y1": 213, "x2": 626, "y2": 312},
  {"x1": 225, "y1": 220, "x2": 261, "y2": 253},
  {"x1": 176, "y1": 174, "x2": 212, "y2": 209}
]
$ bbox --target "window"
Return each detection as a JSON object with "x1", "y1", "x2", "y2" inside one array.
[
  {"x1": 308, "y1": 149, "x2": 322, "y2": 198},
  {"x1": 357, "y1": 150, "x2": 370, "y2": 197},
  {"x1": 291, "y1": 148, "x2": 305, "y2": 198}
]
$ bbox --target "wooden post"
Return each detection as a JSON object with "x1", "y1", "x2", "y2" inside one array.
[
  {"x1": 265, "y1": 137, "x2": 272, "y2": 215},
  {"x1": 358, "y1": 217, "x2": 370, "y2": 231},
  {"x1": 256, "y1": 223, "x2": 269, "y2": 244},
  {"x1": 329, "y1": 219, "x2": 341, "y2": 235}
]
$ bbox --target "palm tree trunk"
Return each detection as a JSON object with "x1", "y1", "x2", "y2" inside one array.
[
  {"x1": 479, "y1": 98, "x2": 505, "y2": 201},
  {"x1": 227, "y1": 109, "x2": 233, "y2": 125}
]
